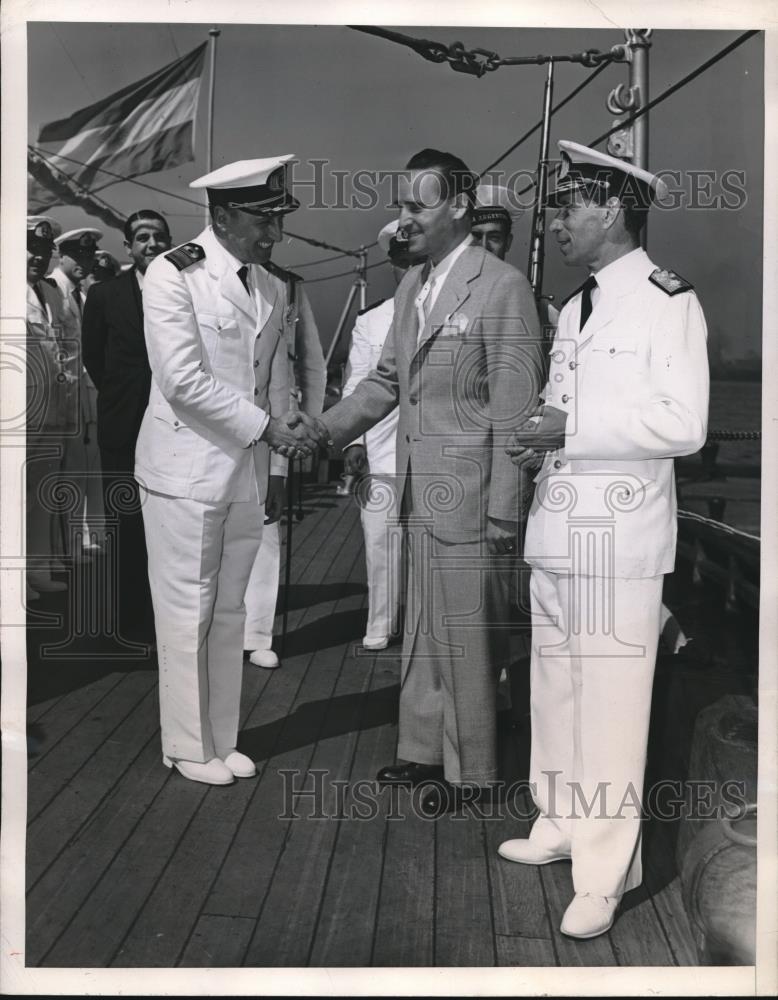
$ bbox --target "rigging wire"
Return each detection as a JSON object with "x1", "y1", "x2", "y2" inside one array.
[
  {"x1": 479, "y1": 61, "x2": 612, "y2": 177},
  {"x1": 29, "y1": 144, "x2": 372, "y2": 261},
  {"x1": 304, "y1": 260, "x2": 389, "y2": 284},
  {"x1": 587, "y1": 29, "x2": 759, "y2": 150},
  {"x1": 49, "y1": 24, "x2": 97, "y2": 100},
  {"x1": 510, "y1": 28, "x2": 759, "y2": 200}
]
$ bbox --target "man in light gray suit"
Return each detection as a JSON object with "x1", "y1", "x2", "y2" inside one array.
[{"x1": 313, "y1": 149, "x2": 543, "y2": 808}]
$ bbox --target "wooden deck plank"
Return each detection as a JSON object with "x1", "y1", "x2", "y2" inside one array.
[
  {"x1": 495, "y1": 934, "x2": 557, "y2": 967},
  {"x1": 26, "y1": 494, "x2": 346, "y2": 968},
  {"x1": 242, "y1": 567, "x2": 371, "y2": 966},
  {"x1": 43, "y1": 767, "x2": 211, "y2": 966},
  {"x1": 538, "y1": 863, "x2": 619, "y2": 966},
  {"x1": 371, "y1": 802, "x2": 436, "y2": 966},
  {"x1": 26, "y1": 736, "x2": 168, "y2": 965},
  {"x1": 485, "y1": 807, "x2": 552, "y2": 942},
  {"x1": 26, "y1": 671, "x2": 126, "y2": 765},
  {"x1": 197, "y1": 500, "x2": 364, "y2": 924},
  {"x1": 307, "y1": 658, "x2": 401, "y2": 967},
  {"x1": 108, "y1": 665, "x2": 275, "y2": 967},
  {"x1": 178, "y1": 915, "x2": 257, "y2": 968},
  {"x1": 26, "y1": 669, "x2": 158, "y2": 821},
  {"x1": 435, "y1": 814, "x2": 496, "y2": 966},
  {"x1": 26, "y1": 686, "x2": 160, "y2": 889},
  {"x1": 610, "y1": 889, "x2": 678, "y2": 966},
  {"x1": 649, "y1": 877, "x2": 700, "y2": 966}
]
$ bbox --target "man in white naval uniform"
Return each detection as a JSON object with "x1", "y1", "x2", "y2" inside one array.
[
  {"x1": 341, "y1": 221, "x2": 419, "y2": 651},
  {"x1": 499, "y1": 141, "x2": 709, "y2": 938},
  {"x1": 135, "y1": 156, "x2": 318, "y2": 786},
  {"x1": 26, "y1": 216, "x2": 69, "y2": 598},
  {"x1": 49, "y1": 227, "x2": 105, "y2": 554},
  {"x1": 243, "y1": 260, "x2": 326, "y2": 669}
]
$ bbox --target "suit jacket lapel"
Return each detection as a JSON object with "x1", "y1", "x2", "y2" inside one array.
[
  {"x1": 122, "y1": 270, "x2": 144, "y2": 333},
  {"x1": 413, "y1": 247, "x2": 481, "y2": 358}
]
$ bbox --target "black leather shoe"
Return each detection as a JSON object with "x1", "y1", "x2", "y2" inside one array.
[
  {"x1": 375, "y1": 761, "x2": 445, "y2": 786},
  {"x1": 419, "y1": 781, "x2": 502, "y2": 818}
]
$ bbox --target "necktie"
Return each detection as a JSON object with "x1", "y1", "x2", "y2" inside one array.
[
  {"x1": 72, "y1": 285, "x2": 83, "y2": 319},
  {"x1": 579, "y1": 275, "x2": 597, "y2": 332},
  {"x1": 33, "y1": 282, "x2": 47, "y2": 310},
  {"x1": 237, "y1": 265, "x2": 251, "y2": 296}
]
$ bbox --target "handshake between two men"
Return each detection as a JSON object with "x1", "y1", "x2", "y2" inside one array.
[
  {"x1": 260, "y1": 402, "x2": 569, "y2": 467},
  {"x1": 260, "y1": 411, "x2": 333, "y2": 459}
]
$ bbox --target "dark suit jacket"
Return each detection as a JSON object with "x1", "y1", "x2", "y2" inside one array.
[
  {"x1": 82, "y1": 269, "x2": 150, "y2": 452},
  {"x1": 323, "y1": 245, "x2": 544, "y2": 543}
]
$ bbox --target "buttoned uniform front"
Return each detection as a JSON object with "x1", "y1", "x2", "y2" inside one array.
[
  {"x1": 521, "y1": 247, "x2": 709, "y2": 896},
  {"x1": 135, "y1": 225, "x2": 289, "y2": 763},
  {"x1": 26, "y1": 280, "x2": 71, "y2": 585},
  {"x1": 243, "y1": 266, "x2": 326, "y2": 653},
  {"x1": 48, "y1": 265, "x2": 104, "y2": 550},
  {"x1": 323, "y1": 244, "x2": 543, "y2": 785},
  {"x1": 342, "y1": 297, "x2": 402, "y2": 645}
]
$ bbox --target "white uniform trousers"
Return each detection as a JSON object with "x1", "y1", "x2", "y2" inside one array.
[
  {"x1": 244, "y1": 520, "x2": 280, "y2": 650},
  {"x1": 141, "y1": 489, "x2": 264, "y2": 762},
  {"x1": 359, "y1": 475, "x2": 402, "y2": 642},
  {"x1": 527, "y1": 567, "x2": 662, "y2": 897}
]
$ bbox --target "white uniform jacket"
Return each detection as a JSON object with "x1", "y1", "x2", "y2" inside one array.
[
  {"x1": 26, "y1": 281, "x2": 72, "y2": 434},
  {"x1": 47, "y1": 267, "x2": 87, "y2": 429},
  {"x1": 523, "y1": 248, "x2": 709, "y2": 579},
  {"x1": 342, "y1": 298, "x2": 399, "y2": 475},
  {"x1": 134, "y1": 227, "x2": 289, "y2": 504}
]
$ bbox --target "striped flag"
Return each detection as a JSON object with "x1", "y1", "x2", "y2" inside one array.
[{"x1": 36, "y1": 43, "x2": 207, "y2": 191}]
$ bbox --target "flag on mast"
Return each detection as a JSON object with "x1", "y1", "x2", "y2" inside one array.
[{"x1": 34, "y1": 42, "x2": 207, "y2": 195}]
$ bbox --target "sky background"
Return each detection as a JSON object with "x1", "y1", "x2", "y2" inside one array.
[{"x1": 27, "y1": 22, "x2": 764, "y2": 367}]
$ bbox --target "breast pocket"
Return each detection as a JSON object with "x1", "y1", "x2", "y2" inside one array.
[
  {"x1": 591, "y1": 336, "x2": 640, "y2": 360},
  {"x1": 199, "y1": 313, "x2": 246, "y2": 369}
]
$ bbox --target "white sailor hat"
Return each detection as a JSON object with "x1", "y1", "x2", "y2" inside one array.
[
  {"x1": 191, "y1": 155, "x2": 300, "y2": 215},
  {"x1": 55, "y1": 227, "x2": 103, "y2": 253},
  {"x1": 27, "y1": 216, "x2": 58, "y2": 244},
  {"x1": 473, "y1": 183, "x2": 520, "y2": 226},
  {"x1": 376, "y1": 220, "x2": 407, "y2": 256},
  {"x1": 547, "y1": 140, "x2": 668, "y2": 209}
]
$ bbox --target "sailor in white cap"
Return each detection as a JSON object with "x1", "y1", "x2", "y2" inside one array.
[
  {"x1": 49, "y1": 226, "x2": 105, "y2": 556},
  {"x1": 340, "y1": 221, "x2": 420, "y2": 650},
  {"x1": 135, "y1": 155, "x2": 319, "y2": 786},
  {"x1": 26, "y1": 216, "x2": 70, "y2": 598},
  {"x1": 500, "y1": 141, "x2": 709, "y2": 938},
  {"x1": 470, "y1": 182, "x2": 519, "y2": 261}
]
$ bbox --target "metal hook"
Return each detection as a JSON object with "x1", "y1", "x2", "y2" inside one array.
[{"x1": 606, "y1": 83, "x2": 639, "y2": 115}]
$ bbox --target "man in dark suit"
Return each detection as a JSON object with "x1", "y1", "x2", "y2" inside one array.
[
  {"x1": 82, "y1": 210, "x2": 172, "y2": 642},
  {"x1": 314, "y1": 150, "x2": 543, "y2": 808}
]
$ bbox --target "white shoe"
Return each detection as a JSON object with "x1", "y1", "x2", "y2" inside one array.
[
  {"x1": 498, "y1": 839, "x2": 571, "y2": 865},
  {"x1": 362, "y1": 636, "x2": 389, "y2": 650},
  {"x1": 248, "y1": 648, "x2": 280, "y2": 669},
  {"x1": 27, "y1": 576, "x2": 67, "y2": 593},
  {"x1": 163, "y1": 756, "x2": 234, "y2": 785},
  {"x1": 560, "y1": 893, "x2": 619, "y2": 939},
  {"x1": 222, "y1": 751, "x2": 257, "y2": 778}
]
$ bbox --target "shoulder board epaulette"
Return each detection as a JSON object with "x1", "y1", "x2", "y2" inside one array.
[
  {"x1": 357, "y1": 298, "x2": 387, "y2": 317},
  {"x1": 264, "y1": 260, "x2": 303, "y2": 284},
  {"x1": 43, "y1": 277, "x2": 57, "y2": 288},
  {"x1": 165, "y1": 243, "x2": 205, "y2": 271},
  {"x1": 649, "y1": 267, "x2": 693, "y2": 296},
  {"x1": 561, "y1": 279, "x2": 590, "y2": 307}
]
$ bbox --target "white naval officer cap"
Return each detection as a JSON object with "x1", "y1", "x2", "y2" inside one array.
[
  {"x1": 27, "y1": 216, "x2": 59, "y2": 244},
  {"x1": 191, "y1": 155, "x2": 300, "y2": 215},
  {"x1": 55, "y1": 227, "x2": 103, "y2": 253},
  {"x1": 547, "y1": 140, "x2": 668, "y2": 209},
  {"x1": 473, "y1": 183, "x2": 520, "y2": 226}
]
